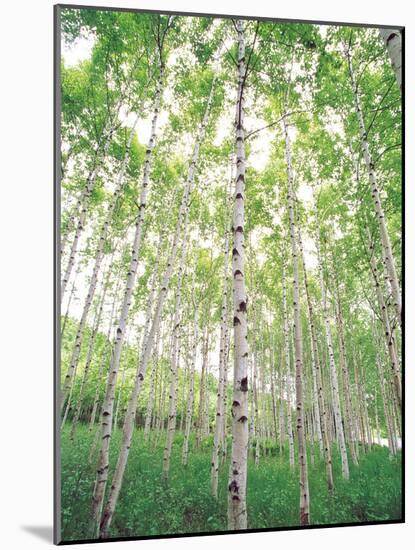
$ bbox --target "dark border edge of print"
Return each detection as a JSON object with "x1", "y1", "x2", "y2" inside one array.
[
  {"x1": 53, "y1": 3, "x2": 405, "y2": 546},
  {"x1": 54, "y1": 3, "x2": 62, "y2": 546}
]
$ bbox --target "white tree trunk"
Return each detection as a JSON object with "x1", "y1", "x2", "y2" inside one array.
[
  {"x1": 61, "y1": 122, "x2": 118, "y2": 300},
  {"x1": 346, "y1": 47, "x2": 401, "y2": 324},
  {"x1": 143, "y1": 325, "x2": 160, "y2": 439},
  {"x1": 282, "y1": 266, "x2": 295, "y2": 469},
  {"x1": 61, "y1": 266, "x2": 79, "y2": 339},
  {"x1": 182, "y1": 308, "x2": 198, "y2": 466},
  {"x1": 367, "y1": 234, "x2": 401, "y2": 407},
  {"x1": 61, "y1": 114, "x2": 140, "y2": 408},
  {"x1": 98, "y1": 68, "x2": 218, "y2": 537},
  {"x1": 228, "y1": 20, "x2": 249, "y2": 531},
  {"x1": 253, "y1": 315, "x2": 261, "y2": 466},
  {"x1": 313, "y1": 193, "x2": 349, "y2": 480},
  {"x1": 143, "y1": 232, "x2": 167, "y2": 439},
  {"x1": 296, "y1": 222, "x2": 325, "y2": 458},
  {"x1": 211, "y1": 202, "x2": 231, "y2": 495},
  {"x1": 335, "y1": 295, "x2": 358, "y2": 466},
  {"x1": 89, "y1": 273, "x2": 123, "y2": 430},
  {"x1": 91, "y1": 63, "x2": 164, "y2": 536},
  {"x1": 283, "y1": 117, "x2": 310, "y2": 525},
  {"x1": 162, "y1": 227, "x2": 190, "y2": 478},
  {"x1": 70, "y1": 267, "x2": 110, "y2": 441},
  {"x1": 379, "y1": 28, "x2": 402, "y2": 93},
  {"x1": 113, "y1": 331, "x2": 132, "y2": 430}
]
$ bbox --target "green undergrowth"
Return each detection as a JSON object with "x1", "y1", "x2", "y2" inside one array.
[{"x1": 61, "y1": 425, "x2": 401, "y2": 541}]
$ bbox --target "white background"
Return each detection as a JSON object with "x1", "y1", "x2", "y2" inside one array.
[{"x1": 0, "y1": 0, "x2": 412, "y2": 548}]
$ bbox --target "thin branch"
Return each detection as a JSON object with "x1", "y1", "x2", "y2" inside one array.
[
  {"x1": 374, "y1": 143, "x2": 402, "y2": 163},
  {"x1": 245, "y1": 110, "x2": 308, "y2": 140},
  {"x1": 365, "y1": 79, "x2": 396, "y2": 137}
]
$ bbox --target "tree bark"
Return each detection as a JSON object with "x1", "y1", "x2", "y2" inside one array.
[
  {"x1": 61, "y1": 267, "x2": 79, "y2": 340},
  {"x1": 227, "y1": 19, "x2": 249, "y2": 532},
  {"x1": 346, "y1": 46, "x2": 401, "y2": 324},
  {"x1": 182, "y1": 308, "x2": 198, "y2": 466},
  {"x1": 211, "y1": 195, "x2": 231, "y2": 496},
  {"x1": 296, "y1": 220, "x2": 334, "y2": 492},
  {"x1": 89, "y1": 272, "x2": 123, "y2": 430},
  {"x1": 313, "y1": 190, "x2": 349, "y2": 481},
  {"x1": 98, "y1": 66, "x2": 218, "y2": 537},
  {"x1": 367, "y1": 233, "x2": 401, "y2": 407},
  {"x1": 379, "y1": 28, "x2": 402, "y2": 93},
  {"x1": 70, "y1": 266, "x2": 111, "y2": 441},
  {"x1": 283, "y1": 266, "x2": 295, "y2": 469},
  {"x1": 61, "y1": 121, "x2": 119, "y2": 300},
  {"x1": 335, "y1": 292, "x2": 358, "y2": 466},
  {"x1": 162, "y1": 225, "x2": 191, "y2": 478},
  {"x1": 283, "y1": 116, "x2": 310, "y2": 525},
  {"x1": 60, "y1": 113, "x2": 140, "y2": 409},
  {"x1": 91, "y1": 60, "x2": 165, "y2": 537}
]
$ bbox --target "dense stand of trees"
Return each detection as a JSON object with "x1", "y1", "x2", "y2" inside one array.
[{"x1": 59, "y1": 8, "x2": 402, "y2": 541}]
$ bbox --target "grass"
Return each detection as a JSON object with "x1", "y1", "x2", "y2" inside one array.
[{"x1": 61, "y1": 424, "x2": 402, "y2": 541}]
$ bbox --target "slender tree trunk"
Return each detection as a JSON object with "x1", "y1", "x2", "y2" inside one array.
[
  {"x1": 143, "y1": 326, "x2": 160, "y2": 440},
  {"x1": 221, "y1": 311, "x2": 231, "y2": 466},
  {"x1": 61, "y1": 121, "x2": 119, "y2": 300},
  {"x1": 70, "y1": 268, "x2": 110, "y2": 441},
  {"x1": 253, "y1": 351, "x2": 261, "y2": 465},
  {"x1": 297, "y1": 221, "x2": 333, "y2": 490},
  {"x1": 335, "y1": 293, "x2": 358, "y2": 465},
  {"x1": 353, "y1": 349, "x2": 367, "y2": 452},
  {"x1": 269, "y1": 346, "x2": 279, "y2": 445},
  {"x1": 113, "y1": 333, "x2": 131, "y2": 430},
  {"x1": 367, "y1": 233, "x2": 401, "y2": 407},
  {"x1": 98, "y1": 66, "x2": 218, "y2": 537},
  {"x1": 313, "y1": 190, "x2": 349, "y2": 481},
  {"x1": 278, "y1": 351, "x2": 286, "y2": 455},
  {"x1": 374, "y1": 387, "x2": 381, "y2": 446},
  {"x1": 182, "y1": 308, "x2": 198, "y2": 466},
  {"x1": 204, "y1": 360, "x2": 210, "y2": 437},
  {"x1": 91, "y1": 61, "x2": 165, "y2": 537},
  {"x1": 162, "y1": 225, "x2": 191, "y2": 479},
  {"x1": 211, "y1": 200, "x2": 231, "y2": 496},
  {"x1": 89, "y1": 273, "x2": 123, "y2": 430},
  {"x1": 143, "y1": 232, "x2": 167, "y2": 440},
  {"x1": 61, "y1": 113, "x2": 140, "y2": 408},
  {"x1": 283, "y1": 267, "x2": 295, "y2": 469},
  {"x1": 283, "y1": 116, "x2": 310, "y2": 525},
  {"x1": 197, "y1": 327, "x2": 209, "y2": 446},
  {"x1": 346, "y1": 47, "x2": 401, "y2": 324},
  {"x1": 61, "y1": 270, "x2": 78, "y2": 340},
  {"x1": 359, "y1": 352, "x2": 372, "y2": 451}
]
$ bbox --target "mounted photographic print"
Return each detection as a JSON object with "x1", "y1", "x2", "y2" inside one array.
[{"x1": 54, "y1": 3, "x2": 403, "y2": 544}]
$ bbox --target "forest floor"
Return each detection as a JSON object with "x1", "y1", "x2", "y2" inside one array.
[{"x1": 61, "y1": 425, "x2": 402, "y2": 541}]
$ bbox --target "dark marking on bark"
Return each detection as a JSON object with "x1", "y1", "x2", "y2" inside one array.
[{"x1": 229, "y1": 479, "x2": 239, "y2": 493}]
